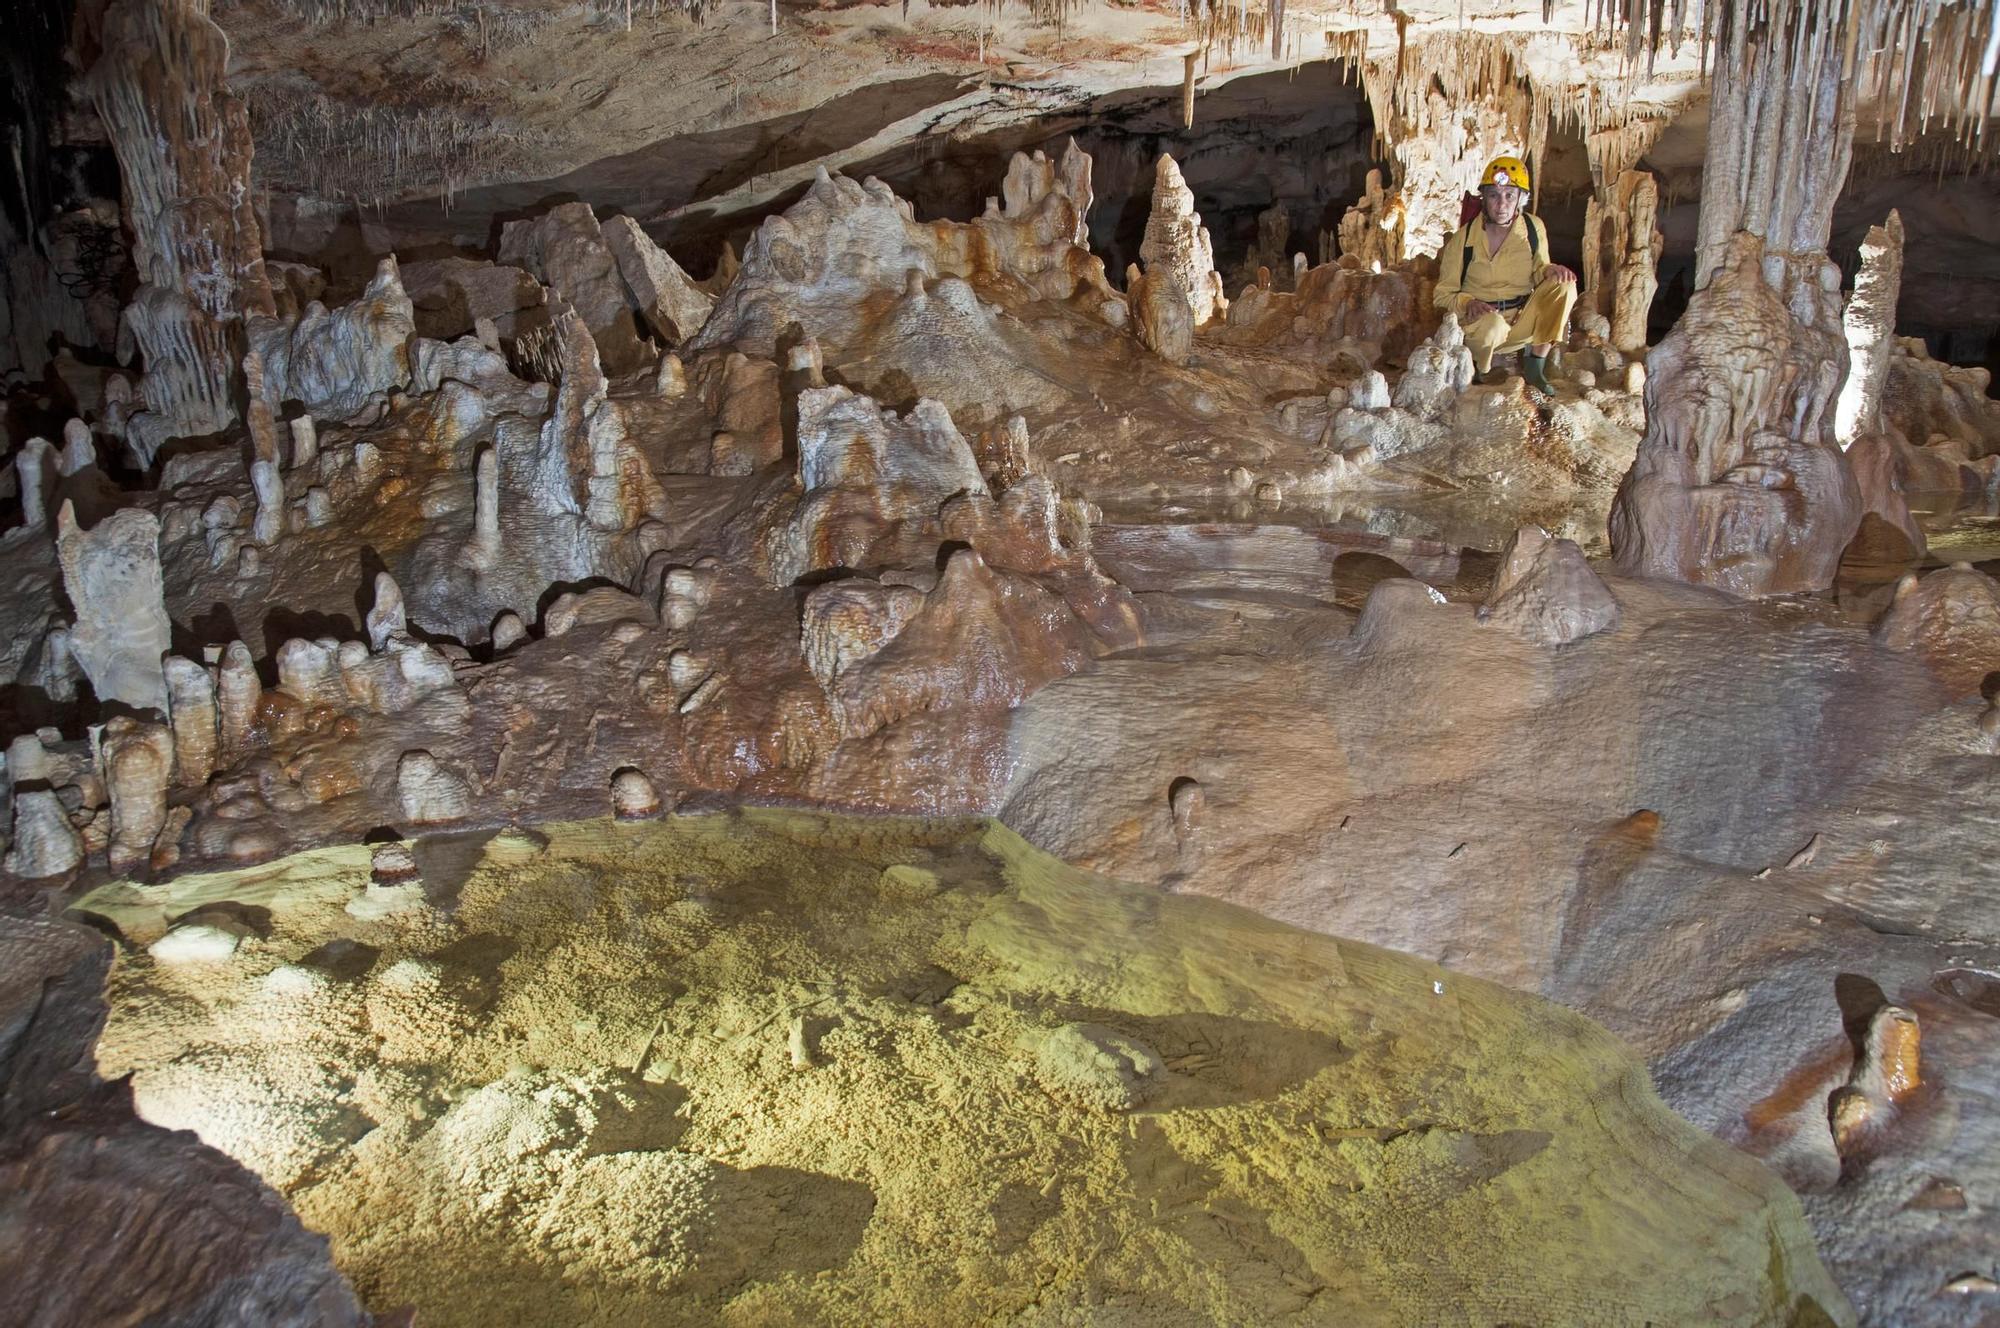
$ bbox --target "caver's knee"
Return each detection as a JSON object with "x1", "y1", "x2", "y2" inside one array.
[{"x1": 1462, "y1": 310, "x2": 1511, "y2": 348}]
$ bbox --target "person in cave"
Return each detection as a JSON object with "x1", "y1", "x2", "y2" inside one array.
[{"x1": 1430, "y1": 155, "x2": 1577, "y2": 397}]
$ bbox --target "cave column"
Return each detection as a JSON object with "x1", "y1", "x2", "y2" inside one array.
[
  {"x1": 87, "y1": 0, "x2": 275, "y2": 468},
  {"x1": 1608, "y1": 0, "x2": 1864, "y2": 596}
]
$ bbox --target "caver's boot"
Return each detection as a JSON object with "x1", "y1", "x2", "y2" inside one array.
[{"x1": 1521, "y1": 350, "x2": 1555, "y2": 397}]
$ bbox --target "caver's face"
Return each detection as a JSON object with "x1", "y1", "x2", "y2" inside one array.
[{"x1": 1480, "y1": 183, "x2": 1522, "y2": 226}]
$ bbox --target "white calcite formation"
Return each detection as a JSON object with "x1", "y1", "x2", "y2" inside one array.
[
  {"x1": 771, "y1": 385, "x2": 987, "y2": 584},
  {"x1": 246, "y1": 258, "x2": 415, "y2": 424},
  {"x1": 53, "y1": 503, "x2": 172, "y2": 715}
]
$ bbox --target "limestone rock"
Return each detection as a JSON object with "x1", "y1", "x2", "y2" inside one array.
[
  {"x1": 1873, "y1": 564, "x2": 2000, "y2": 697},
  {"x1": 0, "y1": 913, "x2": 371, "y2": 1326},
  {"x1": 601, "y1": 215, "x2": 714, "y2": 347},
  {"x1": 54, "y1": 502, "x2": 171, "y2": 714},
  {"x1": 498, "y1": 202, "x2": 650, "y2": 375},
  {"x1": 400, "y1": 256, "x2": 547, "y2": 343},
  {"x1": 4, "y1": 789, "x2": 84, "y2": 879},
  {"x1": 1478, "y1": 526, "x2": 1620, "y2": 645},
  {"x1": 397, "y1": 751, "x2": 474, "y2": 824}
]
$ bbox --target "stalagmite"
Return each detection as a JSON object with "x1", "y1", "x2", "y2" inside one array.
[
  {"x1": 1838, "y1": 212, "x2": 1925, "y2": 560},
  {"x1": 243, "y1": 351, "x2": 282, "y2": 465},
  {"x1": 367, "y1": 573, "x2": 408, "y2": 652},
  {"x1": 654, "y1": 352, "x2": 687, "y2": 399},
  {"x1": 1478, "y1": 525, "x2": 1620, "y2": 645},
  {"x1": 1581, "y1": 171, "x2": 1662, "y2": 356},
  {"x1": 15, "y1": 438, "x2": 54, "y2": 529},
  {"x1": 464, "y1": 449, "x2": 501, "y2": 566},
  {"x1": 217, "y1": 640, "x2": 261, "y2": 755},
  {"x1": 288, "y1": 415, "x2": 318, "y2": 469},
  {"x1": 610, "y1": 768, "x2": 661, "y2": 819},
  {"x1": 1609, "y1": 5, "x2": 1864, "y2": 597},
  {"x1": 5, "y1": 788, "x2": 84, "y2": 879},
  {"x1": 251, "y1": 459, "x2": 284, "y2": 545},
  {"x1": 247, "y1": 258, "x2": 415, "y2": 424},
  {"x1": 1138, "y1": 156, "x2": 1227, "y2": 330},
  {"x1": 163, "y1": 656, "x2": 218, "y2": 787},
  {"x1": 102, "y1": 716, "x2": 172, "y2": 875},
  {"x1": 490, "y1": 612, "x2": 527, "y2": 652},
  {"x1": 397, "y1": 750, "x2": 474, "y2": 823},
  {"x1": 53, "y1": 502, "x2": 172, "y2": 714},
  {"x1": 1336, "y1": 169, "x2": 1406, "y2": 269},
  {"x1": 530, "y1": 309, "x2": 663, "y2": 532},
  {"x1": 58, "y1": 420, "x2": 95, "y2": 476}
]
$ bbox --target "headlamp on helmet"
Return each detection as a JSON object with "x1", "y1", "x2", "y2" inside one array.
[{"x1": 1481, "y1": 155, "x2": 1531, "y2": 193}]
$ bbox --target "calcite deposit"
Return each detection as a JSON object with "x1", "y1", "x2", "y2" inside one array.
[{"x1": 3, "y1": 0, "x2": 2000, "y2": 1323}]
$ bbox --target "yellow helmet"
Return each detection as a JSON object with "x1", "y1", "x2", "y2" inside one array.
[{"x1": 1481, "y1": 155, "x2": 1531, "y2": 192}]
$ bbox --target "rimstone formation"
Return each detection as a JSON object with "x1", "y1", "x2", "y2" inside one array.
[{"x1": 3, "y1": 0, "x2": 2000, "y2": 1324}]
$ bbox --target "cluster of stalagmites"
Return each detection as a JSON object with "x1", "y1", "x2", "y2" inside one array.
[{"x1": 9, "y1": 115, "x2": 2000, "y2": 881}]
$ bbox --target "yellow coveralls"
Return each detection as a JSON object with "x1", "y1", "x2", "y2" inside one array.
[{"x1": 1431, "y1": 214, "x2": 1576, "y2": 374}]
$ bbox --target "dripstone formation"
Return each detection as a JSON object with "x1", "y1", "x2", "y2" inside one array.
[{"x1": 4, "y1": 0, "x2": 2000, "y2": 1324}]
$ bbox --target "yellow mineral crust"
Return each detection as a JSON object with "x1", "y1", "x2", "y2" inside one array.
[{"x1": 84, "y1": 811, "x2": 1851, "y2": 1326}]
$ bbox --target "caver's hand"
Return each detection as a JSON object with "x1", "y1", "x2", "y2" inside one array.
[
  {"x1": 1539, "y1": 264, "x2": 1577, "y2": 285},
  {"x1": 1462, "y1": 298, "x2": 1497, "y2": 321}
]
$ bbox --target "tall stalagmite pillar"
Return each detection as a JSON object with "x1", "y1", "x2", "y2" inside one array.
[
  {"x1": 1608, "y1": 0, "x2": 1863, "y2": 596},
  {"x1": 1580, "y1": 170, "x2": 1662, "y2": 356},
  {"x1": 88, "y1": 0, "x2": 275, "y2": 468}
]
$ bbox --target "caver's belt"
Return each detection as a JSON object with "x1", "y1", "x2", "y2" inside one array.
[{"x1": 1487, "y1": 293, "x2": 1529, "y2": 311}]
